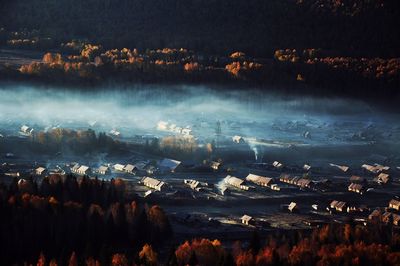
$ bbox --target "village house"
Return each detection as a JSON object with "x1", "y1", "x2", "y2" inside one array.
[
  {"x1": 97, "y1": 166, "x2": 111, "y2": 175},
  {"x1": 362, "y1": 163, "x2": 390, "y2": 174},
  {"x1": 279, "y1": 173, "x2": 292, "y2": 183},
  {"x1": 123, "y1": 164, "x2": 136, "y2": 174},
  {"x1": 389, "y1": 199, "x2": 400, "y2": 211},
  {"x1": 362, "y1": 164, "x2": 377, "y2": 173},
  {"x1": 288, "y1": 202, "x2": 298, "y2": 212},
  {"x1": 114, "y1": 164, "x2": 125, "y2": 172},
  {"x1": 246, "y1": 174, "x2": 273, "y2": 187},
  {"x1": 76, "y1": 165, "x2": 91, "y2": 176},
  {"x1": 348, "y1": 183, "x2": 364, "y2": 194},
  {"x1": 70, "y1": 164, "x2": 91, "y2": 175},
  {"x1": 374, "y1": 173, "x2": 390, "y2": 184},
  {"x1": 296, "y1": 178, "x2": 313, "y2": 188},
  {"x1": 273, "y1": 161, "x2": 284, "y2": 169},
  {"x1": 35, "y1": 167, "x2": 47, "y2": 176},
  {"x1": 241, "y1": 215, "x2": 254, "y2": 225},
  {"x1": 20, "y1": 125, "x2": 34, "y2": 135},
  {"x1": 330, "y1": 200, "x2": 347, "y2": 212},
  {"x1": 224, "y1": 175, "x2": 249, "y2": 190},
  {"x1": 141, "y1": 176, "x2": 165, "y2": 191},
  {"x1": 209, "y1": 161, "x2": 222, "y2": 171}
]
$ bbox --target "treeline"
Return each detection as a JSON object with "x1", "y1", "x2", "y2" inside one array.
[
  {"x1": 30, "y1": 128, "x2": 122, "y2": 154},
  {"x1": 16, "y1": 46, "x2": 400, "y2": 99},
  {"x1": 0, "y1": 175, "x2": 172, "y2": 265},
  {"x1": 0, "y1": 0, "x2": 399, "y2": 57}
]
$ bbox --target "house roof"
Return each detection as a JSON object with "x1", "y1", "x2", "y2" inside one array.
[
  {"x1": 336, "y1": 201, "x2": 346, "y2": 209},
  {"x1": 378, "y1": 173, "x2": 390, "y2": 183},
  {"x1": 297, "y1": 178, "x2": 312, "y2": 187},
  {"x1": 21, "y1": 125, "x2": 29, "y2": 132},
  {"x1": 78, "y1": 165, "x2": 90, "y2": 172},
  {"x1": 114, "y1": 164, "x2": 125, "y2": 170},
  {"x1": 159, "y1": 158, "x2": 181, "y2": 170},
  {"x1": 331, "y1": 200, "x2": 346, "y2": 209},
  {"x1": 288, "y1": 202, "x2": 297, "y2": 211},
  {"x1": 225, "y1": 175, "x2": 244, "y2": 187},
  {"x1": 124, "y1": 164, "x2": 136, "y2": 172},
  {"x1": 142, "y1": 176, "x2": 165, "y2": 189},
  {"x1": 36, "y1": 167, "x2": 46, "y2": 173},
  {"x1": 246, "y1": 174, "x2": 273, "y2": 185},
  {"x1": 98, "y1": 166, "x2": 109, "y2": 172},
  {"x1": 241, "y1": 215, "x2": 253, "y2": 222}
]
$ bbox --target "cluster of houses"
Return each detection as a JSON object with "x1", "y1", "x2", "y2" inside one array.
[
  {"x1": 157, "y1": 121, "x2": 192, "y2": 136},
  {"x1": 279, "y1": 174, "x2": 313, "y2": 189},
  {"x1": 223, "y1": 173, "x2": 282, "y2": 192},
  {"x1": 113, "y1": 163, "x2": 137, "y2": 174},
  {"x1": 368, "y1": 199, "x2": 400, "y2": 226},
  {"x1": 329, "y1": 200, "x2": 348, "y2": 212},
  {"x1": 70, "y1": 162, "x2": 138, "y2": 177}
]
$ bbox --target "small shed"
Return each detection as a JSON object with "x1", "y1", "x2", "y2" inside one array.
[
  {"x1": 97, "y1": 166, "x2": 110, "y2": 175},
  {"x1": 288, "y1": 202, "x2": 297, "y2": 212},
  {"x1": 241, "y1": 215, "x2": 254, "y2": 225},
  {"x1": 35, "y1": 167, "x2": 47, "y2": 176}
]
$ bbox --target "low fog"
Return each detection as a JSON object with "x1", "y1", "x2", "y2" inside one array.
[{"x1": 0, "y1": 83, "x2": 399, "y2": 148}]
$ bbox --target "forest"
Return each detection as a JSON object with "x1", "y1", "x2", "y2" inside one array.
[
  {"x1": 0, "y1": 0, "x2": 399, "y2": 57},
  {"x1": 1, "y1": 173, "x2": 400, "y2": 265},
  {"x1": 0, "y1": 174, "x2": 172, "y2": 265}
]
